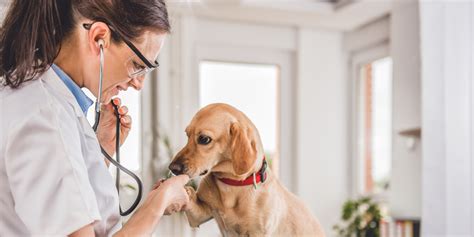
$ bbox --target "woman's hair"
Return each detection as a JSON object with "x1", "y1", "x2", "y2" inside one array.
[{"x1": 0, "y1": 0, "x2": 170, "y2": 89}]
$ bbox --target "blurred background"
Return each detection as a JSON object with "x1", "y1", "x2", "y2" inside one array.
[{"x1": 2, "y1": 0, "x2": 473, "y2": 236}]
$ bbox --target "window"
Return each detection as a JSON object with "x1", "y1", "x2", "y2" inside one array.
[
  {"x1": 199, "y1": 61, "x2": 279, "y2": 173},
  {"x1": 357, "y1": 57, "x2": 393, "y2": 195}
]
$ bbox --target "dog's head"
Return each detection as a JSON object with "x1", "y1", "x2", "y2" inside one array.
[{"x1": 169, "y1": 103, "x2": 263, "y2": 179}]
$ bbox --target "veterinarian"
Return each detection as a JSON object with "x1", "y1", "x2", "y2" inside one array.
[{"x1": 0, "y1": 0, "x2": 189, "y2": 236}]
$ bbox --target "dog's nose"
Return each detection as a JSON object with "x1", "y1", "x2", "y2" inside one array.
[{"x1": 169, "y1": 162, "x2": 186, "y2": 175}]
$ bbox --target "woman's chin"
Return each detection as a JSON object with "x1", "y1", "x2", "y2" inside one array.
[{"x1": 101, "y1": 88, "x2": 120, "y2": 103}]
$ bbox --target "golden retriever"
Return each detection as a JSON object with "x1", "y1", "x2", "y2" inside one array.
[{"x1": 169, "y1": 103, "x2": 325, "y2": 236}]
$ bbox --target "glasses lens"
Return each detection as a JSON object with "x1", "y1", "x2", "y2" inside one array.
[{"x1": 125, "y1": 57, "x2": 152, "y2": 78}]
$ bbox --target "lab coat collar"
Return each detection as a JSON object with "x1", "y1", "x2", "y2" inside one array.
[
  {"x1": 41, "y1": 67, "x2": 86, "y2": 118},
  {"x1": 51, "y1": 64, "x2": 93, "y2": 115},
  {"x1": 41, "y1": 68, "x2": 99, "y2": 141}
]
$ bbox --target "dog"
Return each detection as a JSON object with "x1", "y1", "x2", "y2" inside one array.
[{"x1": 169, "y1": 103, "x2": 325, "y2": 236}]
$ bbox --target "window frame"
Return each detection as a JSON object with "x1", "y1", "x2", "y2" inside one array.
[
  {"x1": 349, "y1": 43, "x2": 391, "y2": 201},
  {"x1": 198, "y1": 59, "x2": 281, "y2": 173},
  {"x1": 193, "y1": 45, "x2": 296, "y2": 190}
]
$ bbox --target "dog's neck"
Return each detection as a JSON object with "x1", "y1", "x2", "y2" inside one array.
[
  {"x1": 211, "y1": 153, "x2": 267, "y2": 180},
  {"x1": 210, "y1": 159, "x2": 273, "y2": 210},
  {"x1": 209, "y1": 143, "x2": 270, "y2": 190},
  {"x1": 217, "y1": 157, "x2": 268, "y2": 187}
]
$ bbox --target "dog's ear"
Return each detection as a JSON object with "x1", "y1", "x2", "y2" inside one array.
[{"x1": 230, "y1": 122, "x2": 257, "y2": 176}]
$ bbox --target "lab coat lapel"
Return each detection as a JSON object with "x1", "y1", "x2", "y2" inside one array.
[
  {"x1": 41, "y1": 67, "x2": 98, "y2": 140},
  {"x1": 41, "y1": 67, "x2": 85, "y2": 118}
]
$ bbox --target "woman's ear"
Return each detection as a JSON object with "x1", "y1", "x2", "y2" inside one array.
[
  {"x1": 86, "y1": 22, "x2": 112, "y2": 55},
  {"x1": 230, "y1": 122, "x2": 257, "y2": 176}
]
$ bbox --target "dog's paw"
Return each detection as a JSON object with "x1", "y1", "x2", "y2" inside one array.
[
  {"x1": 184, "y1": 186, "x2": 199, "y2": 212},
  {"x1": 185, "y1": 186, "x2": 197, "y2": 199},
  {"x1": 163, "y1": 203, "x2": 181, "y2": 215}
]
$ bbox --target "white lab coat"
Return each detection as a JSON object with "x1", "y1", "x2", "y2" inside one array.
[{"x1": 0, "y1": 68, "x2": 121, "y2": 236}]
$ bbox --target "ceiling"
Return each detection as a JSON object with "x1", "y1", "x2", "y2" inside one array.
[
  {"x1": 0, "y1": 0, "x2": 392, "y2": 32},
  {"x1": 169, "y1": 0, "x2": 392, "y2": 31}
]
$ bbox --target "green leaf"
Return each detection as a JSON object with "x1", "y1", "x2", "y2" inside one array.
[{"x1": 342, "y1": 200, "x2": 355, "y2": 220}]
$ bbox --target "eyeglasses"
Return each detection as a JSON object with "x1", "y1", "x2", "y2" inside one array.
[{"x1": 83, "y1": 22, "x2": 159, "y2": 78}]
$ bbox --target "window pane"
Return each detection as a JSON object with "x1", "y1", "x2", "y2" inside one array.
[
  {"x1": 358, "y1": 57, "x2": 392, "y2": 194},
  {"x1": 199, "y1": 61, "x2": 278, "y2": 168},
  {"x1": 371, "y1": 57, "x2": 392, "y2": 193}
]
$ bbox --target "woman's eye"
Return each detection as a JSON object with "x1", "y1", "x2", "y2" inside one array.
[
  {"x1": 197, "y1": 135, "x2": 212, "y2": 145},
  {"x1": 133, "y1": 61, "x2": 145, "y2": 70}
]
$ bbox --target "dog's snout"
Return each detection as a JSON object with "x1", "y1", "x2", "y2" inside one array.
[{"x1": 169, "y1": 161, "x2": 186, "y2": 175}]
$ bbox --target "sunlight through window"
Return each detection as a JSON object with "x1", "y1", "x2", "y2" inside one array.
[
  {"x1": 358, "y1": 57, "x2": 393, "y2": 195},
  {"x1": 199, "y1": 61, "x2": 279, "y2": 170}
]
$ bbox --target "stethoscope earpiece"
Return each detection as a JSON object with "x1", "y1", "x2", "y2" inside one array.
[{"x1": 97, "y1": 39, "x2": 105, "y2": 48}]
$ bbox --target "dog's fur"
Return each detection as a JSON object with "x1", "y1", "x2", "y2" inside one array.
[{"x1": 169, "y1": 103, "x2": 325, "y2": 236}]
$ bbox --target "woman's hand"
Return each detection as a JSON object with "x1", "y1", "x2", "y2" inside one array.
[
  {"x1": 151, "y1": 177, "x2": 191, "y2": 215},
  {"x1": 148, "y1": 175, "x2": 190, "y2": 215},
  {"x1": 115, "y1": 175, "x2": 190, "y2": 236},
  {"x1": 96, "y1": 98, "x2": 131, "y2": 159},
  {"x1": 145, "y1": 175, "x2": 190, "y2": 218}
]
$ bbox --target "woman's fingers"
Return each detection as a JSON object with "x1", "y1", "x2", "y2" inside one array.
[
  {"x1": 110, "y1": 99, "x2": 132, "y2": 129},
  {"x1": 100, "y1": 97, "x2": 121, "y2": 113},
  {"x1": 120, "y1": 115, "x2": 132, "y2": 129},
  {"x1": 160, "y1": 175, "x2": 189, "y2": 188},
  {"x1": 173, "y1": 175, "x2": 190, "y2": 186},
  {"x1": 112, "y1": 97, "x2": 121, "y2": 107},
  {"x1": 152, "y1": 179, "x2": 166, "y2": 190},
  {"x1": 150, "y1": 176, "x2": 191, "y2": 216},
  {"x1": 115, "y1": 102, "x2": 131, "y2": 128},
  {"x1": 118, "y1": 105, "x2": 128, "y2": 115}
]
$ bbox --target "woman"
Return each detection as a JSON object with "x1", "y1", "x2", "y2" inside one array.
[{"x1": 0, "y1": 0, "x2": 189, "y2": 236}]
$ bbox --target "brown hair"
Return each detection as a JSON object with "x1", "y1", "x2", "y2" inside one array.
[{"x1": 0, "y1": 0, "x2": 170, "y2": 89}]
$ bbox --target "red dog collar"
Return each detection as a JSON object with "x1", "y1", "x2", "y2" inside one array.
[{"x1": 218, "y1": 157, "x2": 268, "y2": 188}]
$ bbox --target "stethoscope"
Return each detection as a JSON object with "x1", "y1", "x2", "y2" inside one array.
[{"x1": 92, "y1": 39, "x2": 143, "y2": 216}]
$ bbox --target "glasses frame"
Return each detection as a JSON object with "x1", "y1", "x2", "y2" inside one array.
[{"x1": 83, "y1": 22, "x2": 159, "y2": 75}]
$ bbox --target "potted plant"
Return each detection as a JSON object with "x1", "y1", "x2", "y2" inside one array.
[{"x1": 333, "y1": 196, "x2": 382, "y2": 237}]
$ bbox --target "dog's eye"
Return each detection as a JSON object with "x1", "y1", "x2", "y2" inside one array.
[{"x1": 197, "y1": 135, "x2": 212, "y2": 145}]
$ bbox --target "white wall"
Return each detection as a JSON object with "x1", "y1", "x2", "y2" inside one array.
[
  {"x1": 389, "y1": 0, "x2": 422, "y2": 218},
  {"x1": 343, "y1": 16, "x2": 390, "y2": 53},
  {"x1": 343, "y1": 0, "x2": 423, "y2": 221},
  {"x1": 420, "y1": 1, "x2": 474, "y2": 236},
  {"x1": 296, "y1": 28, "x2": 349, "y2": 234}
]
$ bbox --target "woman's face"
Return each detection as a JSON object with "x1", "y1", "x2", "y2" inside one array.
[{"x1": 89, "y1": 30, "x2": 166, "y2": 103}]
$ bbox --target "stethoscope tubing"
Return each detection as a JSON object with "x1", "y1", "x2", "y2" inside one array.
[{"x1": 92, "y1": 43, "x2": 143, "y2": 216}]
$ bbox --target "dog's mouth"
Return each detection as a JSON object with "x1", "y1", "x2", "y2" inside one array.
[{"x1": 199, "y1": 169, "x2": 209, "y2": 176}]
